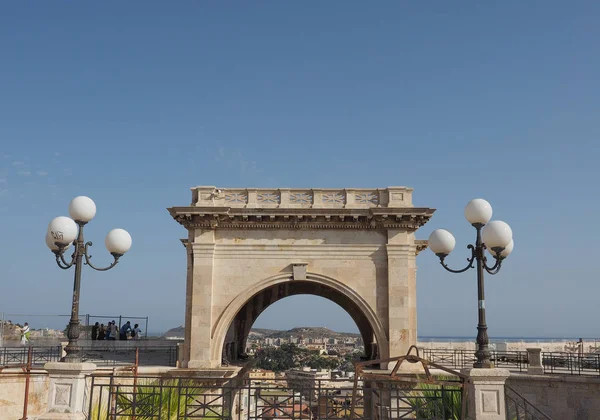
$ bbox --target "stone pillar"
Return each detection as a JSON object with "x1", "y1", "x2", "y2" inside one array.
[
  {"x1": 527, "y1": 347, "x2": 544, "y2": 375},
  {"x1": 186, "y1": 229, "x2": 216, "y2": 368},
  {"x1": 386, "y1": 230, "x2": 417, "y2": 363},
  {"x1": 38, "y1": 362, "x2": 96, "y2": 420},
  {"x1": 461, "y1": 368, "x2": 510, "y2": 420}
]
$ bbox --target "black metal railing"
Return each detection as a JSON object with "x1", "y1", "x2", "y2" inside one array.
[
  {"x1": 421, "y1": 349, "x2": 528, "y2": 372},
  {"x1": 0, "y1": 346, "x2": 62, "y2": 367},
  {"x1": 87, "y1": 374, "x2": 464, "y2": 420},
  {"x1": 421, "y1": 348, "x2": 600, "y2": 376},
  {"x1": 505, "y1": 385, "x2": 553, "y2": 419},
  {"x1": 80, "y1": 345, "x2": 178, "y2": 367},
  {"x1": 541, "y1": 352, "x2": 600, "y2": 376}
]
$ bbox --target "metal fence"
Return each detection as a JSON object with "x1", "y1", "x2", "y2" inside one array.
[
  {"x1": 87, "y1": 374, "x2": 464, "y2": 420},
  {"x1": 421, "y1": 348, "x2": 600, "y2": 376},
  {"x1": 0, "y1": 345, "x2": 62, "y2": 367},
  {"x1": 0, "y1": 344, "x2": 178, "y2": 367},
  {"x1": 541, "y1": 352, "x2": 600, "y2": 376},
  {"x1": 505, "y1": 385, "x2": 553, "y2": 419},
  {"x1": 421, "y1": 349, "x2": 529, "y2": 373},
  {"x1": 80, "y1": 345, "x2": 178, "y2": 367}
]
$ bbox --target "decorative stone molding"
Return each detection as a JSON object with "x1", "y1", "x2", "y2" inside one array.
[
  {"x1": 415, "y1": 239, "x2": 428, "y2": 256},
  {"x1": 170, "y1": 188, "x2": 434, "y2": 232},
  {"x1": 188, "y1": 186, "x2": 414, "y2": 208},
  {"x1": 386, "y1": 244, "x2": 417, "y2": 259},
  {"x1": 169, "y1": 212, "x2": 433, "y2": 231}
]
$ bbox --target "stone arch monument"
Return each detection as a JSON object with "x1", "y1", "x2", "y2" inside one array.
[{"x1": 169, "y1": 187, "x2": 434, "y2": 369}]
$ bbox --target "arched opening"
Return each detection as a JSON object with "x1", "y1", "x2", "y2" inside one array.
[{"x1": 220, "y1": 279, "x2": 381, "y2": 365}]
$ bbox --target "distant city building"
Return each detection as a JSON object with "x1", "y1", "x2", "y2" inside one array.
[
  {"x1": 287, "y1": 368, "x2": 331, "y2": 398},
  {"x1": 249, "y1": 369, "x2": 276, "y2": 381}
]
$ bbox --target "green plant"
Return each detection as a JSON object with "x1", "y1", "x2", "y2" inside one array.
[
  {"x1": 408, "y1": 377, "x2": 463, "y2": 420},
  {"x1": 88, "y1": 379, "x2": 222, "y2": 420},
  {"x1": 89, "y1": 398, "x2": 108, "y2": 419}
]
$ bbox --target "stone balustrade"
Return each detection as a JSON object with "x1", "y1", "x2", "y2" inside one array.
[{"x1": 190, "y1": 187, "x2": 413, "y2": 208}]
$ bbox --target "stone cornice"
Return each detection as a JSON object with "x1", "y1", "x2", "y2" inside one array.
[{"x1": 168, "y1": 206, "x2": 435, "y2": 231}]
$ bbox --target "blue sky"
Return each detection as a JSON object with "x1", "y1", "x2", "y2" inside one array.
[{"x1": 1, "y1": 2, "x2": 599, "y2": 338}]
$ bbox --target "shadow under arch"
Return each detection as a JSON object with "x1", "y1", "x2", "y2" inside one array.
[{"x1": 212, "y1": 272, "x2": 388, "y2": 365}]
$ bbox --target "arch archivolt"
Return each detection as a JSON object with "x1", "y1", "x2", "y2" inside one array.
[{"x1": 211, "y1": 272, "x2": 389, "y2": 363}]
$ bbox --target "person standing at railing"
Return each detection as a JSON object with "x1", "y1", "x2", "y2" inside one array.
[
  {"x1": 132, "y1": 324, "x2": 142, "y2": 340},
  {"x1": 20, "y1": 322, "x2": 30, "y2": 346},
  {"x1": 119, "y1": 321, "x2": 132, "y2": 340},
  {"x1": 108, "y1": 321, "x2": 118, "y2": 340},
  {"x1": 97, "y1": 324, "x2": 106, "y2": 340},
  {"x1": 91, "y1": 322, "x2": 99, "y2": 341}
]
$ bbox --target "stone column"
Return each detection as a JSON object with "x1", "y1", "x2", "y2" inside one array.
[
  {"x1": 38, "y1": 362, "x2": 96, "y2": 420},
  {"x1": 461, "y1": 368, "x2": 510, "y2": 420},
  {"x1": 186, "y1": 229, "x2": 216, "y2": 368},
  {"x1": 527, "y1": 348, "x2": 544, "y2": 375}
]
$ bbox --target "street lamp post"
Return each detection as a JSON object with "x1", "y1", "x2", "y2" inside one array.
[
  {"x1": 428, "y1": 199, "x2": 513, "y2": 368},
  {"x1": 46, "y1": 196, "x2": 132, "y2": 363}
]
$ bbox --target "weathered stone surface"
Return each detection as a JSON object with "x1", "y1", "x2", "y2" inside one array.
[
  {"x1": 169, "y1": 186, "x2": 434, "y2": 368},
  {"x1": 462, "y1": 368, "x2": 511, "y2": 420},
  {"x1": 37, "y1": 362, "x2": 96, "y2": 420},
  {"x1": 508, "y1": 374, "x2": 600, "y2": 420},
  {"x1": 0, "y1": 368, "x2": 49, "y2": 419},
  {"x1": 526, "y1": 347, "x2": 544, "y2": 375}
]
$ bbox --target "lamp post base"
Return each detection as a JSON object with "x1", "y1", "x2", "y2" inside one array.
[
  {"x1": 37, "y1": 362, "x2": 96, "y2": 420},
  {"x1": 473, "y1": 362, "x2": 495, "y2": 369},
  {"x1": 461, "y1": 368, "x2": 510, "y2": 420}
]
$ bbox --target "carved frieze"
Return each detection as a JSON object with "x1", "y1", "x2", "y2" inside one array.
[
  {"x1": 289, "y1": 192, "x2": 312, "y2": 205},
  {"x1": 323, "y1": 192, "x2": 345, "y2": 205},
  {"x1": 356, "y1": 192, "x2": 379, "y2": 205},
  {"x1": 257, "y1": 192, "x2": 280, "y2": 204},
  {"x1": 224, "y1": 192, "x2": 247, "y2": 203}
]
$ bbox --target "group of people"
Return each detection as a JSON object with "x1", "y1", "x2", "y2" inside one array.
[{"x1": 91, "y1": 321, "x2": 142, "y2": 341}]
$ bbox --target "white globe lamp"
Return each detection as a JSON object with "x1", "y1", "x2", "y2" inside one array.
[
  {"x1": 482, "y1": 220, "x2": 512, "y2": 252},
  {"x1": 46, "y1": 232, "x2": 70, "y2": 252},
  {"x1": 499, "y1": 239, "x2": 513, "y2": 258},
  {"x1": 47, "y1": 216, "x2": 78, "y2": 247},
  {"x1": 464, "y1": 198, "x2": 493, "y2": 225},
  {"x1": 69, "y1": 196, "x2": 97, "y2": 223},
  {"x1": 428, "y1": 229, "x2": 456, "y2": 256},
  {"x1": 105, "y1": 229, "x2": 132, "y2": 255}
]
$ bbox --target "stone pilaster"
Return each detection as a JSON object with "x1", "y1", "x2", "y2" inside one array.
[
  {"x1": 186, "y1": 229, "x2": 216, "y2": 368},
  {"x1": 386, "y1": 229, "x2": 417, "y2": 362},
  {"x1": 462, "y1": 368, "x2": 510, "y2": 420},
  {"x1": 38, "y1": 362, "x2": 96, "y2": 420}
]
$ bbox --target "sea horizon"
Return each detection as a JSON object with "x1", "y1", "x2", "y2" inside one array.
[{"x1": 418, "y1": 336, "x2": 600, "y2": 343}]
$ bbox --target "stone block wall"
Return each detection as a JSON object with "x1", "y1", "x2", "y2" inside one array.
[
  {"x1": 0, "y1": 370, "x2": 49, "y2": 419},
  {"x1": 507, "y1": 373, "x2": 600, "y2": 420}
]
